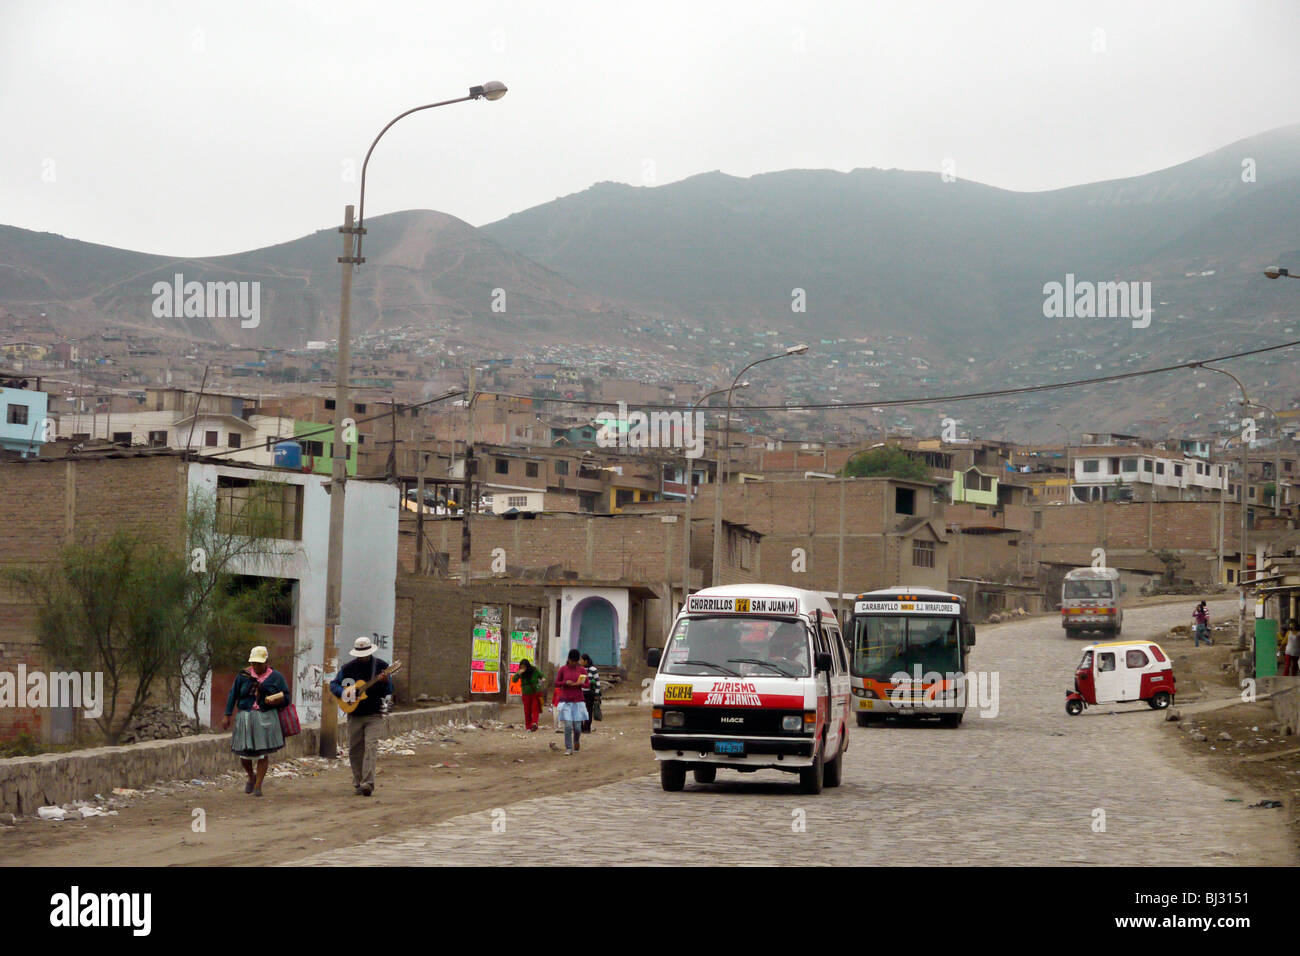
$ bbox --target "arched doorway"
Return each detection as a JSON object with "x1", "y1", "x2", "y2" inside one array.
[{"x1": 573, "y1": 597, "x2": 618, "y2": 667}]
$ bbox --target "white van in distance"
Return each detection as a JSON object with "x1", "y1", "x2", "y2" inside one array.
[{"x1": 647, "y1": 585, "x2": 852, "y2": 794}]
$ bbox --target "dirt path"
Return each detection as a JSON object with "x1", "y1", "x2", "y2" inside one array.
[{"x1": 0, "y1": 699, "x2": 655, "y2": 866}]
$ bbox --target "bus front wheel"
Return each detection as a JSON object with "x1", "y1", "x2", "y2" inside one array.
[
  {"x1": 692, "y1": 765, "x2": 717, "y2": 785},
  {"x1": 823, "y1": 731, "x2": 845, "y2": 787},
  {"x1": 856, "y1": 713, "x2": 881, "y2": 727},
  {"x1": 660, "y1": 761, "x2": 686, "y2": 792},
  {"x1": 799, "y1": 741, "x2": 825, "y2": 795}
]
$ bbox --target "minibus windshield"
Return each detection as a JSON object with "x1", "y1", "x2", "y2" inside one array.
[{"x1": 662, "y1": 616, "x2": 810, "y2": 678}]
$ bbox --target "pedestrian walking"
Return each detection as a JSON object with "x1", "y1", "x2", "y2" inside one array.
[
  {"x1": 221, "y1": 645, "x2": 290, "y2": 797},
  {"x1": 1193, "y1": 601, "x2": 1211, "y2": 647},
  {"x1": 554, "y1": 649, "x2": 590, "y2": 755},
  {"x1": 516, "y1": 658, "x2": 545, "y2": 731},
  {"x1": 580, "y1": 653, "x2": 600, "y2": 733},
  {"x1": 1285, "y1": 623, "x2": 1300, "y2": 677},
  {"x1": 329, "y1": 636, "x2": 394, "y2": 796}
]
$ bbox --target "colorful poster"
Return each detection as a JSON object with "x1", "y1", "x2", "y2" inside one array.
[
  {"x1": 507, "y1": 616, "x2": 540, "y2": 696},
  {"x1": 471, "y1": 605, "x2": 503, "y2": 694}
]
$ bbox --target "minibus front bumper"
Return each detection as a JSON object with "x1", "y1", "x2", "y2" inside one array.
[{"x1": 651, "y1": 733, "x2": 816, "y2": 763}]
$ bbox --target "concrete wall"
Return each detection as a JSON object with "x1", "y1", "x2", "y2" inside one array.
[
  {"x1": 1262, "y1": 676, "x2": 1300, "y2": 735},
  {"x1": 394, "y1": 579, "x2": 552, "y2": 702},
  {"x1": 0, "y1": 701, "x2": 498, "y2": 816}
]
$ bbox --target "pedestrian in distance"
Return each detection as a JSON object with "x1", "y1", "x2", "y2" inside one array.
[
  {"x1": 1193, "y1": 601, "x2": 1211, "y2": 647},
  {"x1": 554, "y1": 648, "x2": 590, "y2": 755},
  {"x1": 1285, "y1": 622, "x2": 1300, "y2": 677},
  {"x1": 516, "y1": 658, "x2": 545, "y2": 731},
  {"x1": 329, "y1": 636, "x2": 394, "y2": 796},
  {"x1": 221, "y1": 645, "x2": 291, "y2": 797},
  {"x1": 580, "y1": 653, "x2": 600, "y2": 733}
]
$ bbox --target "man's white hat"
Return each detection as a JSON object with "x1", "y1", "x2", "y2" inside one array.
[{"x1": 350, "y1": 636, "x2": 376, "y2": 658}]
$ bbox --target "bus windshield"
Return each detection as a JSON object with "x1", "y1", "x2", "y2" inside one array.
[
  {"x1": 662, "y1": 616, "x2": 811, "y2": 678},
  {"x1": 851, "y1": 615, "x2": 962, "y2": 679},
  {"x1": 1064, "y1": 579, "x2": 1114, "y2": 600}
]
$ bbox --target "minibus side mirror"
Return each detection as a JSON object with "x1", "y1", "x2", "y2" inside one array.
[
  {"x1": 964, "y1": 623, "x2": 976, "y2": 648},
  {"x1": 815, "y1": 652, "x2": 833, "y2": 673},
  {"x1": 647, "y1": 647, "x2": 662, "y2": 669}
]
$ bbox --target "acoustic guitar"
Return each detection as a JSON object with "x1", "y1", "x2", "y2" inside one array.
[{"x1": 333, "y1": 661, "x2": 403, "y2": 714}]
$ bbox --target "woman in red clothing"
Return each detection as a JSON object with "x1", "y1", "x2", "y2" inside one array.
[{"x1": 554, "y1": 648, "x2": 590, "y2": 755}]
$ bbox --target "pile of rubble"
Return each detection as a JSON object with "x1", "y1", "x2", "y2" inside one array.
[
  {"x1": 117, "y1": 704, "x2": 198, "y2": 743},
  {"x1": 985, "y1": 607, "x2": 1029, "y2": 624}
]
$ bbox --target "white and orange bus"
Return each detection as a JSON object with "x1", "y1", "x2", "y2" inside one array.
[{"x1": 847, "y1": 586, "x2": 976, "y2": 727}]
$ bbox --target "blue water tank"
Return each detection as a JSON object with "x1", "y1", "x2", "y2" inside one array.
[{"x1": 274, "y1": 441, "x2": 303, "y2": 469}]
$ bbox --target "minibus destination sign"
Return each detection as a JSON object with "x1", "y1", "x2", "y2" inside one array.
[
  {"x1": 854, "y1": 600, "x2": 960, "y2": 615},
  {"x1": 687, "y1": 595, "x2": 799, "y2": 615}
]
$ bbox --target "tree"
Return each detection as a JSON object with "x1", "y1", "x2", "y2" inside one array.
[
  {"x1": 5, "y1": 530, "x2": 184, "y2": 743},
  {"x1": 5, "y1": 483, "x2": 294, "y2": 742},
  {"x1": 840, "y1": 445, "x2": 930, "y2": 482}
]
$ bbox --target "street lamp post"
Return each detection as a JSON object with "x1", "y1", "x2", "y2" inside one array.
[
  {"x1": 683, "y1": 385, "x2": 744, "y2": 606},
  {"x1": 321, "y1": 82, "x2": 507, "y2": 757},
  {"x1": 1194, "y1": 362, "x2": 1257, "y2": 652},
  {"x1": 711, "y1": 345, "x2": 808, "y2": 586}
]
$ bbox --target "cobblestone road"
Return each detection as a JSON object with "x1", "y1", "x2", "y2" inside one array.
[{"x1": 291, "y1": 600, "x2": 1293, "y2": 866}]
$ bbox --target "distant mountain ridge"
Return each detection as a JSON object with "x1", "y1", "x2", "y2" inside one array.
[
  {"x1": 0, "y1": 209, "x2": 614, "y2": 347},
  {"x1": 4, "y1": 125, "x2": 1300, "y2": 439}
]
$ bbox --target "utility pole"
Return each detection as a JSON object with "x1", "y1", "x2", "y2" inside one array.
[
  {"x1": 321, "y1": 203, "x2": 359, "y2": 758},
  {"x1": 836, "y1": 475, "x2": 847, "y2": 622},
  {"x1": 461, "y1": 365, "x2": 476, "y2": 586}
]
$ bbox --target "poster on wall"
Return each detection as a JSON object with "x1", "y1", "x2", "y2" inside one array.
[
  {"x1": 470, "y1": 605, "x2": 502, "y2": 694},
  {"x1": 507, "y1": 615, "x2": 540, "y2": 697}
]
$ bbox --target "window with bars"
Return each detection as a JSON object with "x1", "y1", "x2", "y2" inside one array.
[
  {"x1": 216, "y1": 476, "x2": 303, "y2": 540},
  {"x1": 912, "y1": 539, "x2": 935, "y2": 568}
]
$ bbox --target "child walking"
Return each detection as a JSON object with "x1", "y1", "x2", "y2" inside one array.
[{"x1": 554, "y1": 649, "x2": 590, "y2": 755}]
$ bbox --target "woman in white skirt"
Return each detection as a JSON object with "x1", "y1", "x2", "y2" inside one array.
[
  {"x1": 221, "y1": 646, "x2": 291, "y2": 796},
  {"x1": 553, "y1": 648, "x2": 590, "y2": 755}
]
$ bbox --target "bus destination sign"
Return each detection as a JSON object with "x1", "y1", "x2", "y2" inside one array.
[
  {"x1": 854, "y1": 600, "x2": 960, "y2": 615},
  {"x1": 687, "y1": 595, "x2": 799, "y2": 615}
]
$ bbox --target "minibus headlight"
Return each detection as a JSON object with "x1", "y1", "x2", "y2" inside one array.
[
  {"x1": 781, "y1": 715, "x2": 803, "y2": 731},
  {"x1": 663, "y1": 711, "x2": 686, "y2": 728}
]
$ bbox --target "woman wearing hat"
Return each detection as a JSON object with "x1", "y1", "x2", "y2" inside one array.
[{"x1": 221, "y1": 645, "x2": 291, "y2": 797}]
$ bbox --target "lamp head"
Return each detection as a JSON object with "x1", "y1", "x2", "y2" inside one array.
[
  {"x1": 471, "y1": 81, "x2": 509, "y2": 101},
  {"x1": 786, "y1": 344, "x2": 810, "y2": 355}
]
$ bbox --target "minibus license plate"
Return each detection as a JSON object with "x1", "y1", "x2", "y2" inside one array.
[{"x1": 715, "y1": 741, "x2": 745, "y2": 755}]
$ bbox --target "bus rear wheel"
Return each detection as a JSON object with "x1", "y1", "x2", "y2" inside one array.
[
  {"x1": 660, "y1": 761, "x2": 686, "y2": 792},
  {"x1": 938, "y1": 714, "x2": 962, "y2": 728}
]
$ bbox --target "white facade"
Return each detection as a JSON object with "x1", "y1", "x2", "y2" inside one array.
[
  {"x1": 551, "y1": 586, "x2": 630, "y2": 669},
  {"x1": 56, "y1": 408, "x2": 294, "y2": 466},
  {"x1": 184, "y1": 463, "x2": 399, "y2": 726},
  {"x1": 1072, "y1": 450, "x2": 1226, "y2": 500}
]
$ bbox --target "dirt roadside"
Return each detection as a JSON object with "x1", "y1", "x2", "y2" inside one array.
[
  {"x1": 0, "y1": 696, "x2": 656, "y2": 866},
  {"x1": 1156, "y1": 620, "x2": 1300, "y2": 852}
]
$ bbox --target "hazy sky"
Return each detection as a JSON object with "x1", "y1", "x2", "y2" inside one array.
[{"x1": 3, "y1": 0, "x2": 1299, "y2": 257}]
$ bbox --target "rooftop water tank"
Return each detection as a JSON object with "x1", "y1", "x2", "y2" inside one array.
[{"x1": 273, "y1": 441, "x2": 303, "y2": 469}]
